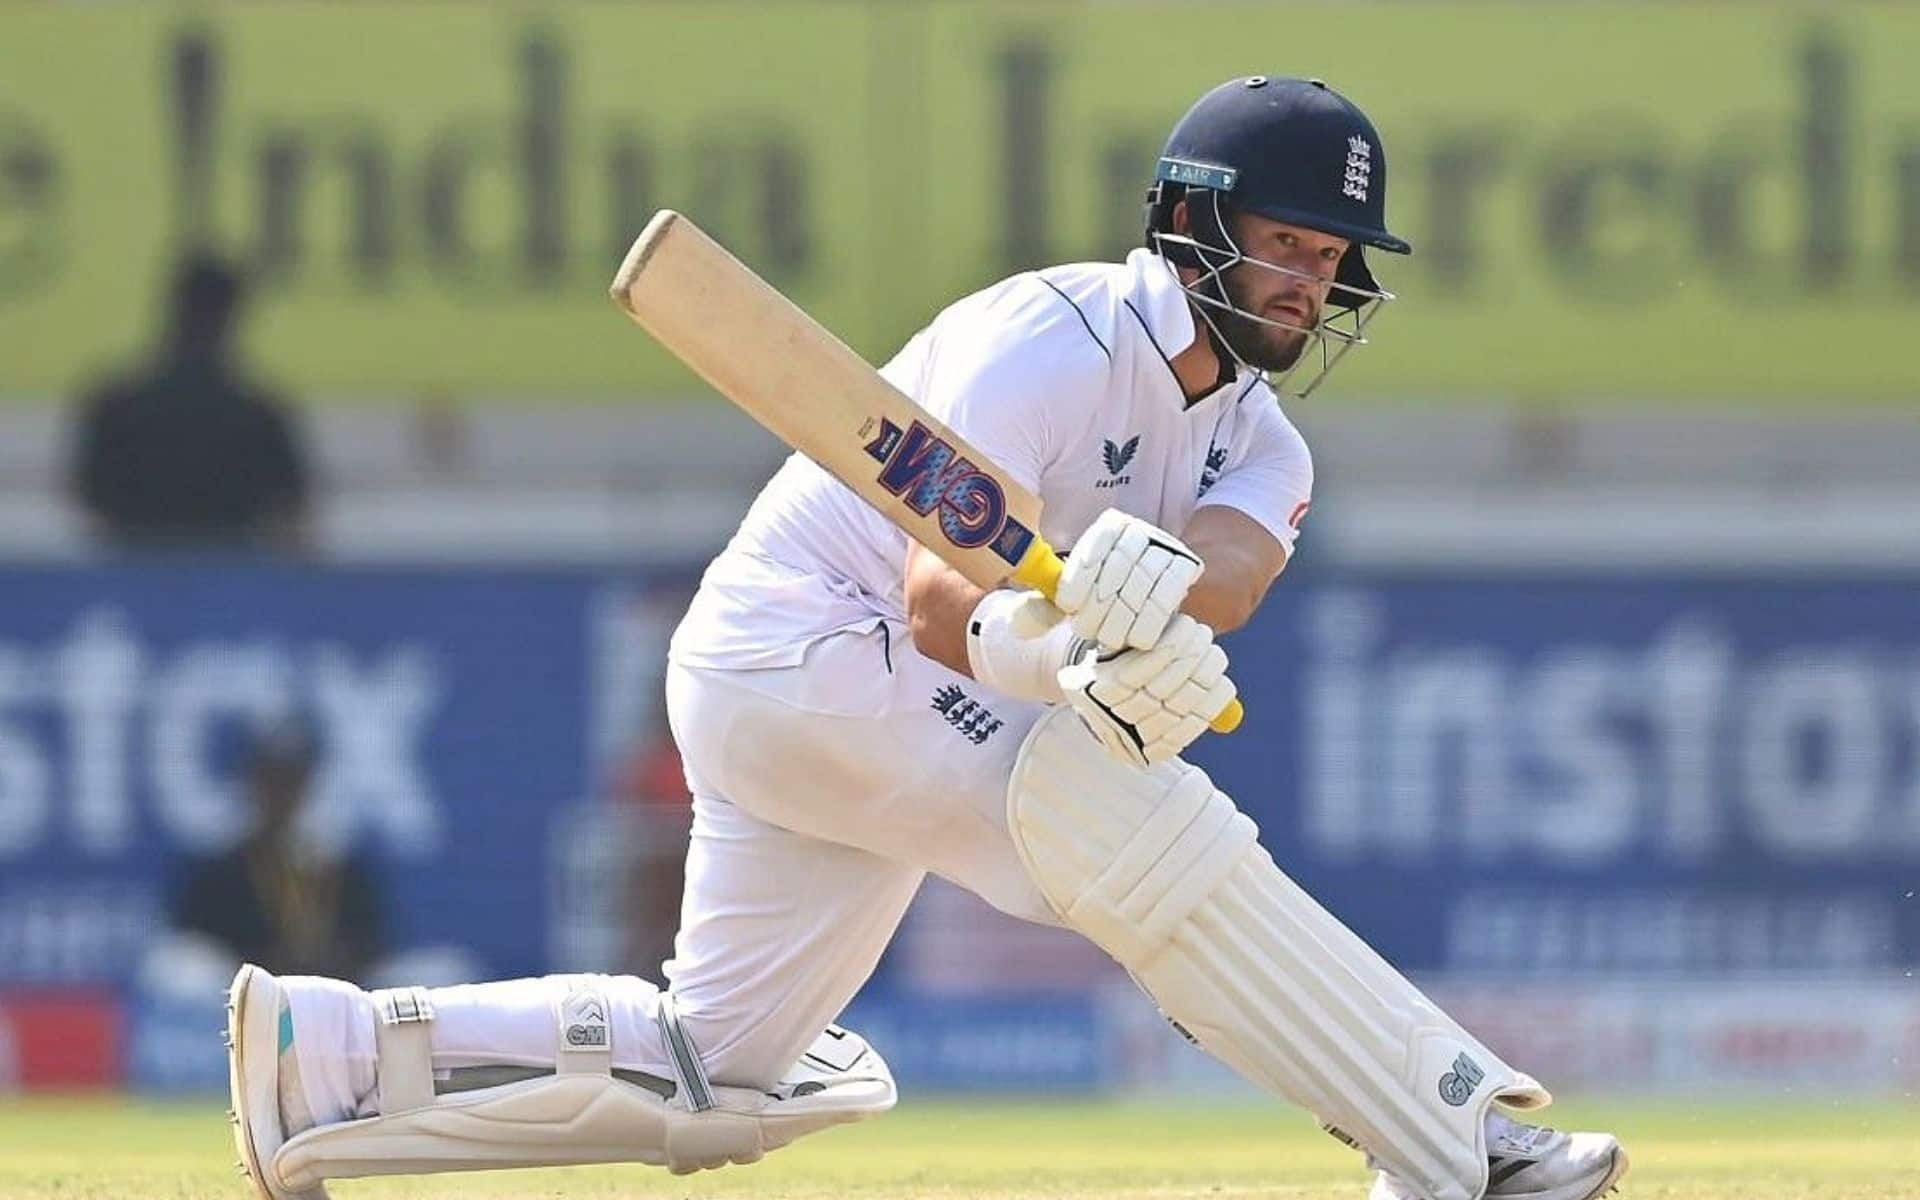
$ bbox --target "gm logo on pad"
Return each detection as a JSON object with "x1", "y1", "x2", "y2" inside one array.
[{"x1": 1437, "y1": 1051, "x2": 1485, "y2": 1107}]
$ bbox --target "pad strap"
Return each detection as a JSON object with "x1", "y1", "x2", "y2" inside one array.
[
  {"x1": 655, "y1": 993, "x2": 714, "y2": 1112},
  {"x1": 370, "y1": 986, "x2": 436, "y2": 1114}
]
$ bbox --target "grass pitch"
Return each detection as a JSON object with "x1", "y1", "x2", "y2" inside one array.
[{"x1": 1, "y1": 1095, "x2": 1915, "y2": 1199}]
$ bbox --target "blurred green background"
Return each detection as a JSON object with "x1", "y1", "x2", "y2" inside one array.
[{"x1": 4, "y1": 1, "x2": 1918, "y2": 403}]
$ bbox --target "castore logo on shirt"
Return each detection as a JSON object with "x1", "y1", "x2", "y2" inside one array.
[{"x1": 1098, "y1": 436, "x2": 1139, "y2": 489}]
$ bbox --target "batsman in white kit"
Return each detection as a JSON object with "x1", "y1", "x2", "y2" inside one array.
[{"x1": 226, "y1": 77, "x2": 1627, "y2": 1200}]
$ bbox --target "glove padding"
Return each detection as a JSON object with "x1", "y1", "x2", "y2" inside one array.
[
  {"x1": 1054, "y1": 508, "x2": 1203, "y2": 652},
  {"x1": 965, "y1": 589, "x2": 1089, "y2": 706},
  {"x1": 1058, "y1": 614, "x2": 1236, "y2": 767}
]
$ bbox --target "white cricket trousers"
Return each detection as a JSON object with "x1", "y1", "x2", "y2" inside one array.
[
  {"x1": 282, "y1": 622, "x2": 1058, "y2": 1120},
  {"x1": 662, "y1": 621, "x2": 1058, "y2": 1087}
]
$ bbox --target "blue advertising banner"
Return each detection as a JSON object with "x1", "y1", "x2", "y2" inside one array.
[
  {"x1": 842, "y1": 994, "x2": 1110, "y2": 1094},
  {"x1": 0, "y1": 564, "x2": 691, "y2": 989},
  {"x1": 1, "y1": 563, "x2": 1915, "y2": 1000},
  {"x1": 1192, "y1": 574, "x2": 1920, "y2": 976}
]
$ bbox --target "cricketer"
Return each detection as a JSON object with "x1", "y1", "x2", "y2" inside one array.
[{"x1": 227, "y1": 76, "x2": 1629, "y2": 1200}]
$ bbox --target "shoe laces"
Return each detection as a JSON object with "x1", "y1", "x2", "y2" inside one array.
[{"x1": 1489, "y1": 1120, "x2": 1554, "y2": 1158}]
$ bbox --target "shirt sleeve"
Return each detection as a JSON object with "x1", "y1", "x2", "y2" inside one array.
[
  {"x1": 884, "y1": 281, "x2": 1112, "y2": 497},
  {"x1": 1194, "y1": 400, "x2": 1314, "y2": 559}
]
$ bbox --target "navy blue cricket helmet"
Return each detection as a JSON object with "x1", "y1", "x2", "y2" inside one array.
[{"x1": 1146, "y1": 76, "x2": 1410, "y2": 310}]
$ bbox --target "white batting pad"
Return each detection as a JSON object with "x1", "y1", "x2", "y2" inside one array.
[
  {"x1": 271, "y1": 976, "x2": 894, "y2": 1186},
  {"x1": 1007, "y1": 710, "x2": 1548, "y2": 1200}
]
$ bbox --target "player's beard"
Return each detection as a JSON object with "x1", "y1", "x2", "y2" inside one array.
[{"x1": 1207, "y1": 266, "x2": 1312, "y2": 374}]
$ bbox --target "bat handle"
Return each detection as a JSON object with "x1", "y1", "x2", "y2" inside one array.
[
  {"x1": 1012, "y1": 540, "x2": 1244, "y2": 735},
  {"x1": 1011, "y1": 539, "x2": 1066, "y2": 598}
]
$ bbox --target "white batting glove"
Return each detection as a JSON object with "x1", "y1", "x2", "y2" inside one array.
[
  {"x1": 965, "y1": 589, "x2": 1089, "y2": 705},
  {"x1": 1054, "y1": 509, "x2": 1203, "y2": 652},
  {"x1": 1058, "y1": 614, "x2": 1236, "y2": 767}
]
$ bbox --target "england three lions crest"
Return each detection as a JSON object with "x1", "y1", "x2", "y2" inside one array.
[
  {"x1": 931, "y1": 684, "x2": 1003, "y2": 745},
  {"x1": 1342, "y1": 136, "x2": 1372, "y2": 203}
]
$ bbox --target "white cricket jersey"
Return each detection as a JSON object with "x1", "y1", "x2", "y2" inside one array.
[{"x1": 669, "y1": 247, "x2": 1314, "y2": 671}]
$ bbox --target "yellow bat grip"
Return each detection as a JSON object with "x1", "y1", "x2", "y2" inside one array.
[{"x1": 1010, "y1": 539, "x2": 1243, "y2": 735}]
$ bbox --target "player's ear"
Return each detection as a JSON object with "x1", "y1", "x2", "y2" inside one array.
[{"x1": 1170, "y1": 198, "x2": 1192, "y2": 236}]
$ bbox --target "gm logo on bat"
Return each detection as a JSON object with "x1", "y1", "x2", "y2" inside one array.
[{"x1": 862, "y1": 417, "x2": 1037, "y2": 567}]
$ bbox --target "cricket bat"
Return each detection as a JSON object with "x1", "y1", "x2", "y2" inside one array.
[{"x1": 609, "y1": 210, "x2": 1241, "y2": 734}]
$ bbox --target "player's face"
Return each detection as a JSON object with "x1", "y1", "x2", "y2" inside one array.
[{"x1": 1218, "y1": 213, "x2": 1349, "y2": 372}]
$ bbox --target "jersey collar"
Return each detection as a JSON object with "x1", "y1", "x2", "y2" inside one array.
[
  {"x1": 1126, "y1": 247, "x2": 1201, "y2": 359},
  {"x1": 1126, "y1": 247, "x2": 1246, "y2": 407}
]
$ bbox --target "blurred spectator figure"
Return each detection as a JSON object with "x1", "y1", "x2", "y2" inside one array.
[
  {"x1": 170, "y1": 721, "x2": 384, "y2": 981},
  {"x1": 69, "y1": 251, "x2": 312, "y2": 552}
]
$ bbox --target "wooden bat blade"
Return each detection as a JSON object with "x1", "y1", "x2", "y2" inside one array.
[
  {"x1": 610, "y1": 209, "x2": 1240, "y2": 733},
  {"x1": 610, "y1": 209, "x2": 1051, "y2": 592}
]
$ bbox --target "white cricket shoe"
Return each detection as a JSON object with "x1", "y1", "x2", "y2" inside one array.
[
  {"x1": 226, "y1": 963, "x2": 330, "y2": 1200},
  {"x1": 1367, "y1": 1113, "x2": 1629, "y2": 1200}
]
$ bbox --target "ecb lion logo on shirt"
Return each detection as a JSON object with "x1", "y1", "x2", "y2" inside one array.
[
  {"x1": 1197, "y1": 445, "x2": 1228, "y2": 497},
  {"x1": 931, "y1": 684, "x2": 1003, "y2": 745}
]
